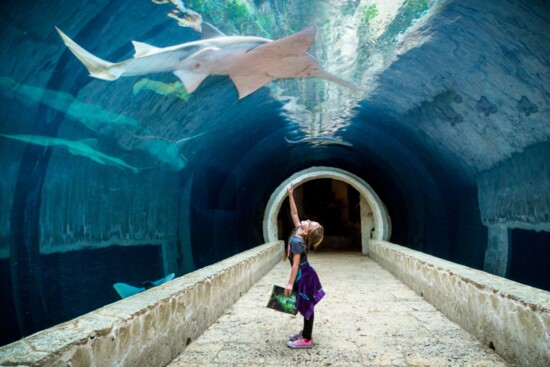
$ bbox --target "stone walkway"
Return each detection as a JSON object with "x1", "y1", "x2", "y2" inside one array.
[{"x1": 168, "y1": 252, "x2": 508, "y2": 366}]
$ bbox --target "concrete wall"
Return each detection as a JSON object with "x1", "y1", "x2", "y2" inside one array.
[
  {"x1": 0, "y1": 241, "x2": 284, "y2": 367},
  {"x1": 369, "y1": 240, "x2": 550, "y2": 367}
]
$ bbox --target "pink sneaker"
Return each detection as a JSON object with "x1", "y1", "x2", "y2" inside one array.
[
  {"x1": 287, "y1": 337, "x2": 313, "y2": 349},
  {"x1": 288, "y1": 331, "x2": 302, "y2": 341}
]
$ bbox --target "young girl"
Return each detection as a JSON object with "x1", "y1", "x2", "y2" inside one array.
[{"x1": 284, "y1": 184, "x2": 325, "y2": 349}]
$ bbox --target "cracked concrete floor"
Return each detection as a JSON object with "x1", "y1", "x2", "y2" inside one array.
[{"x1": 168, "y1": 252, "x2": 508, "y2": 366}]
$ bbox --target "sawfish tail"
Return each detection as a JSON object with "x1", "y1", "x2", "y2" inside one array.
[{"x1": 55, "y1": 27, "x2": 122, "y2": 81}]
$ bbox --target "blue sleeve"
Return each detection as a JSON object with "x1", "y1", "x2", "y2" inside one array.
[{"x1": 290, "y1": 237, "x2": 305, "y2": 254}]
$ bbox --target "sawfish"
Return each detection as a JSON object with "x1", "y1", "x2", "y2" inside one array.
[
  {"x1": 0, "y1": 134, "x2": 139, "y2": 173},
  {"x1": 0, "y1": 77, "x2": 207, "y2": 171},
  {"x1": 56, "y1": 23, "x2": 358, "y2": 99},
  {"x1": 0, "y1": 76, "x2": 140, "y2": 129}
]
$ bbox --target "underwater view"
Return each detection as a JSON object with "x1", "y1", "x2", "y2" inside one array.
[{"x1": 1, "y1": 0, "x2": 549, "y2": 347}]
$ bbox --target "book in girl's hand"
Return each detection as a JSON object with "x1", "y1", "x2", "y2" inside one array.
[{"x1": 266, "y1": 285, "x2": 298, "y2": 315}]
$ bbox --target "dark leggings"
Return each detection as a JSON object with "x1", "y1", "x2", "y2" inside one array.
[{"x1": 302, "y1": 312, "x2": 314, "y2": 340}]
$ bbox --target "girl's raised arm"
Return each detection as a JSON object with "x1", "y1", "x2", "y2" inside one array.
[{"x1": 288, "y1": 184, "x2": 301, "y2": 228}]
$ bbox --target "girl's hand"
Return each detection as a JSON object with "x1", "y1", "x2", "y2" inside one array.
[
  {"x1": 287, "y1": 184, "x2": 294, "y2": 195},
  {"x1": 284, "y1": 285, "x2": 293, "y2": 297}
]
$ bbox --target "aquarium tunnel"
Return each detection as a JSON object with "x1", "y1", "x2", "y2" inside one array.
[{"x1": 1, "y1": 0, "x2": 549, "y2": 346}]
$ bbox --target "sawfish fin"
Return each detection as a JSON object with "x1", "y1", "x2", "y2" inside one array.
[
  {"x1": 173, "y1": 70, "x2": 208, "y2": 93},
  {"x1": 113, "y1": 273, "x2": 175, "y2": 298},
  {"x1": 230, "y1": 74, "x2": 273, "y2": 99},
  {"x1": 113, "y1": 283, "x2": 145, "y2": 298},
  {"x1": 132, "y1": 41, "x2": 163, "y2": 58},
  {"x1": 201, "y1": 22, "x2": 227, "y2": 39},
  {"x1": 253, "y1": 26, "x2": 316, "y2": 55},
  {"x1": 152, "y1": 273, "x2": 175, "y2": 286},
  {"x1": 173, "y1": 47, "x2": 219, "y2": 93}
]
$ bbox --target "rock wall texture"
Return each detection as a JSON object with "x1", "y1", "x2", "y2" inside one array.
[
  {"x1": 478, "y1": 142, "x2": 550, "y2": 232},
  {"x1": 0, "y1": 241, "x2": 284, "y2": 367},
  {"x1": 369, "y1": 240, "x2": 550, "y2": 367}
]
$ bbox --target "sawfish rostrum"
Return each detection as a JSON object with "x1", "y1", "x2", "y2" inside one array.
[{"x1": 56, "y1": 23, "x2": 358, "y2": 99}]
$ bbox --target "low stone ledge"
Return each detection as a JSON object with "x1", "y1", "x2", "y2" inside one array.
[
  {"x1": 0, "y1": 241, "x2": 284, "y2": 367},
  {"x1": 368, "y1": 240, "x2": 550, "y2": 367}
]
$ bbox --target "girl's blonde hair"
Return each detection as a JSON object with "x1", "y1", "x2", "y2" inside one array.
[
  {"x1": 306, "y1": 225, "x2": 324, "y2": 250},
  {"x1": 288, "y1": 223, "x2": 324, "y2": 252}
]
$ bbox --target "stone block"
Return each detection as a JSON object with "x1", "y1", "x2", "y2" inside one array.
[
  {"x1": 369, "y1": 240, "x2": 550, "y2": 367},
  {"x1": 0, "y1": 241, "x2": 284, "y2": 367}
]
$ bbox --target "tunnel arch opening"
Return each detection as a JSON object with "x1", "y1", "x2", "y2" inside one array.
[
  {"x1": 277, "y1": 179, "x2": 363, "y2": 252},
  {"x1": 263, "y1": 167, "x2": 390, "y2": 253}
]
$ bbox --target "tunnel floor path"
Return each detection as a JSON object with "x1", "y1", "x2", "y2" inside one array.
[{"x1": 168, "y1": 252, "x2": 507, "y2": 366}]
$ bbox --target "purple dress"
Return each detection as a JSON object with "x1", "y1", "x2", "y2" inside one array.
[{"x1": 288, "y1": 235, "x2": 326, "y2": 320}]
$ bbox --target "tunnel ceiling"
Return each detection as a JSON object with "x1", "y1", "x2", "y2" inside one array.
[
  {"x1": 366, "y1": 0, "x2": 549, "y2": 179},
  {"x1": 1, "y1": 0, "x2": 548, "y2": 183},
  {"x1": 0, "y1": 0, "x2": 549, "y2": 228}
]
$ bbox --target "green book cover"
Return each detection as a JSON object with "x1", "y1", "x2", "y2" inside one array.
[{"x1": 266, "y1": 285, "x2": 298, "y2": 315}]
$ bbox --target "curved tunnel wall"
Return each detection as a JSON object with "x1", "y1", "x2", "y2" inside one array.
[{"x1": 0, "y1": 0, "x2": 548, "y2": 346}]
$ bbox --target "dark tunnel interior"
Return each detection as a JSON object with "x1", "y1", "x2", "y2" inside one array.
[{"x1": 0, "y1": 0, "x2": 549, "y2": 345}]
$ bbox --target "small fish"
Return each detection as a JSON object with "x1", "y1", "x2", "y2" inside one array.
[
  {"x1": 285, "y1": 136, "x2": 353, "y2": 147},
  {"x1": 132, "y1": 78, "x2": 191, "y2": 101}
]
